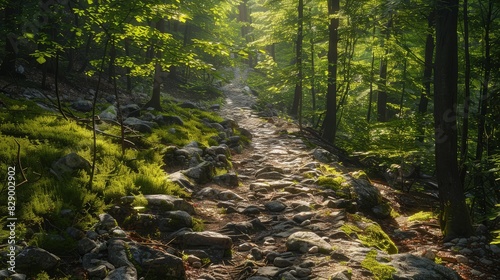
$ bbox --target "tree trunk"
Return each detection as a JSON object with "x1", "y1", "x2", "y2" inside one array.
[
  {"x1": 459, "y1": 0, "x2": 471, "y2": 183},
  {"x1": 145, "y1": 19, "x2": 166, "y2": 110},
  {"x1": 309, "y1": 11, "x2": 316, "y2": 125},
  {"x1": 367, "y1": 23, "x2": 376, "y2": 123},
  {"x1": 474, "y1": 0, "x2": 493, "y2": 218},
  {"x1": 321, "y1": 0, "x2": 339, "y2": 143},
  {"x1": 291, "y1": 0, "x2": 304, "y2": 118},
  {"x1": 434, "y1": 0, "x2": 473, "y2": 240},
  {"x1": 376, "y1": 17, "x2": 392, "y2": 122},
  {"x1": 417, "y1": 12, "x2": 434, "y2": 142}
]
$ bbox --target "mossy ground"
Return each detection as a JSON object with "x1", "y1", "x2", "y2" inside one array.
[
  {"x1": 0, "y1": 94, "x2": 222, "y2": 252},
  {"x1": 361, "y1": 250, "x2": 396, "y2": 280},
  {"x1": 341, "y1": 214, "x2": 398, "y2": 254}
]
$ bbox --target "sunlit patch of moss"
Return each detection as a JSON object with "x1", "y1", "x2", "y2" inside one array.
[
  {"x1": 361, "y1": 250, "x2": 396, "y2": 280},
  {"x1": 317, "y1": 175, "x2": 345, "y2": 189},
  {"x1": 341, "y1": 215, "x2": 398, "y2": 254},
  {"x1": 407, "y1": 211, "x2": 435, "y2": 222}
]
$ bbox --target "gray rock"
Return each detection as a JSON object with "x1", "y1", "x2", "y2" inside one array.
[
  {"x1": 121, "y1": 194, "x2": 195, "y2": 214},
  {"x1": 273, "y1": 257, "x2": 293, "y2": 267},
  {"x1": 330, "y1": 270, "x2": 352, "y2": 280},
  {"x1": 87, "y1": 265, "x2": 109, "y2": 278},
  {"x1": 51, "y1": 153, "x2": 91, "y2": 180},
  {"x1": 237, "y1": 127, "x2": 253, "y2": 140},
  {"x1": 264, "y1": 201, "x2": 287, "y2": 212},
  {"x1": 220, "y1": 219, "x2": 266, "y2": 235},
  {"x1": 257, "y1": 266, "x2": 280, "y2": 278},
  {"x1": 345, "y1": 177, "x2": 382, "y2": 210},
  {"x1": 104, "y1": 266, "x2": 137, "y2": 280},
  {"x1": 99, "y1": 105, "x2": 117, "y2": 120},
  {"x1": 213, "y1": 172, "x2": 239, "y2": 187},
  {"x1": 16, "y1": 247, "x2": 60, "y2": 272},
  {"x1": 120, "y1": 104, "x2": 141, "y2": 117},
  {"x1": 99, "y1": 213, "x2": 117, "y2": 230},
  {"x1": 158, "y1": 210, "x2": 193, "y2": 232},
  {"x1": 71, "y1": 100, "x2": 93, "y2": 112},
  {"x1": 77, "y1": 237, "x2": 97, "y2": 255},
  {"x1": 217, "y1": 190, "x2": 244, "y2": 201},
  {"x1": 129, "y1": 244, "x2": 185, "y2": 279},
  {"x1": 286, "y1": 231, "x2": 332, "y2": 254},
  {"x1": 248, "y1": 277, "x2": 270, "y2": 280},
  {"x1": 107, "y1": 239, "x2": 134, "y2": 268},
  {"x1": 182, "y1": 231, "x2": 232, "y2": 254},
  {"x1": 372, "y1": 203, "x2": 392, "y2": 219},
  {"x1": 292, "y1": 212, "x2": 315, "y2": 224},
  {"x1": 156, "y1": 115, "x2": 184, "y2": 126},
  {"x1": 182, "y1": 161, "x2": 215, "y2": 183},
  {"x1": 168, "y1": 171, "x2": 196, "y2": 192},
  {"x1": 123, "y1": 117, "x2": 155, "y2": 133},
  {"x1": 278, "y1": 272, "x2": 298, "y2": 280},
  {"x1": 390, "y1": 253, "x2": 460, "y2": 280},
  {"x1": 312, "y1": 148, "x2": 338, "y2": 163},
  {"x1": 250, "y1": 247, "x2": 263, "y2": 260}
]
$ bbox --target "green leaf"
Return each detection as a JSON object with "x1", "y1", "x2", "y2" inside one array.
[{"x1": 36, "y1": 56, "x2": 46, "y2": 64}]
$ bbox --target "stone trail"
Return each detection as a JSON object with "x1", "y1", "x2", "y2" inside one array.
[{"x1": 5, "y1": 70, "x2": 498, "y2": 280}]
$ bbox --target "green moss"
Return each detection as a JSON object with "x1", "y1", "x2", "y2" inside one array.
[
  {"x1": 341, "y1": 216, "x2": 398, "y2": 254},
  {"x1": 407, "y1": 211, "x2": 435, "y2": 222},
  {"x1": 361, "y1": 250, "x2": 396, "y2": 280},
  {"x1": 192, "y1": 217, "x2": 205, "y2": 232},
  {"x1": 317, "y1": 175, "x2": 345, "y2": 189}
]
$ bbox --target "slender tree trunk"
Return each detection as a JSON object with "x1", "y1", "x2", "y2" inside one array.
[
  {"x1": 145, "y1": 19, "x2": 166, "y2": 110},
  {"x1": 125, "y1": 39, "x2": 132, "y2": 94},
  {"x1": 459, "y1": 0, "x2": 471, "y2": 184},
  {"x1": 291, "y1": 0, "x2": 304, "y2": 117},
  {"x1": 321, "y1": 0, "x2": 339, "y2": 143},
  {"x1": 367, "y1": 23, "x2": 376, "y2": 123},
  {"x1": 474, "y1": 0, "x2": 493, "y2": 218},
  {"x1": 309, "y1": 12, "x2": 316, "y2": 125},
  {"x1": 377, "y1": 17, "x2": 392, "y2": 122},
  {"x1": 434, "y1": 0, "x2": 473, "y2": 240},
  {"x1": 399, "y1": 52, "x2": 408, "y2": 117},
  {"x1": 417, "y1": 12, "x2": 435, "y2": 142}
]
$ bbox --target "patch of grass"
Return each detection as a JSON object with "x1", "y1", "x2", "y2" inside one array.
[
  {"x1": 192, "y1": 217, "x2": 205, "y2": 232},
  {"x1": 361, "y1": 250, "x2": 395, "y2": 280},
  {"x1": 407, "y1": 211, "x2": 435, "y2": 222}
]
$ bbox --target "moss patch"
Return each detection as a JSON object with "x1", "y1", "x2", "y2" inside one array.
[
  {"x1": 407, "y1": 211, "x2": 435, "y2": 222},
  {"x1": 361, "y1": 250, "x2": 396, "y2": 280},
  {"x1": 341, "y1": 215, "x2": 398, "y2": 254}
]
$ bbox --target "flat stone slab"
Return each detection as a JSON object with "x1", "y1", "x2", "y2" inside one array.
[{"x1": 286, "y1": 231, "x2": 332, "y2": 254}]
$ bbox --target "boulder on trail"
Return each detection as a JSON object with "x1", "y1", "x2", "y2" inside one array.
[{"x1": 286, "y1": 231, "x2": 332, "y2": 254}]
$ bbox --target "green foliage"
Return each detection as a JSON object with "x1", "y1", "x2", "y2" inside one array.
[{"x1": 361, "y1": 250, "x2": 396, "y2": 280}]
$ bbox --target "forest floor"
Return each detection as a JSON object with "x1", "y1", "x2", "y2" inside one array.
[
  {"x1": 1, "y1": 66, "x2": 498, "y2": 280},
  {"x1": 182, "y1": 67, "x2": 499, "y2": 280}
]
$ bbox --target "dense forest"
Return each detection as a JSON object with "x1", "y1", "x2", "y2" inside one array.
[{"x1": 0, "y1": 0, "x2": 499, "y2": 279}]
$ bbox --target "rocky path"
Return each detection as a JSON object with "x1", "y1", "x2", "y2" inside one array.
[{"x1": 182, "y1": 71, "x2": 470, "y2": 280}]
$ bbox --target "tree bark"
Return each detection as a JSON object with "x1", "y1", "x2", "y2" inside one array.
[
  {"x1": 321, "y1": 0, "x2": 339, "y2": 143},
  {"x1": 291, "y1": 0, "x2": 304, "y2": 118},
  {"x1": 145, "y1": 19, "x2": 166, "y2": 110},
  {"x1": 434, "y1": 0, "x2": 473, "y2": 240}
]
